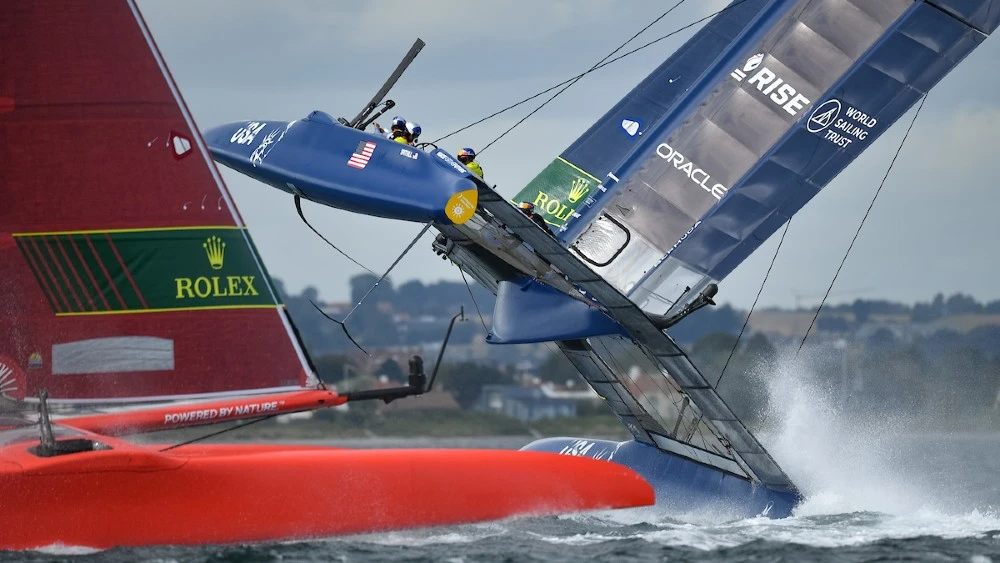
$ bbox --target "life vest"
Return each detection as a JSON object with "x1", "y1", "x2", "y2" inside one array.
[{"x1": 464, "y1": 160, "x2": 484, "y2": 178}]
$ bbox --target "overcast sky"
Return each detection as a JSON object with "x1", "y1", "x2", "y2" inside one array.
[{"x1": 139, "y1": 1, "x2": 1000, "y2": 311}]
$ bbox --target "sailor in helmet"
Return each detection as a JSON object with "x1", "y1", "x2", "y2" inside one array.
[
  {"x1": 518, "y1": 201, "x2": 550, "y2": 231},
  {"x1": 456, "y1": 147, "x2": 483, "y2": 178},
  {"x1": 387, "y1": 116, "x2": 407, "y2": 138},
  {"x1": 373, "y1": 116, "x2": 411, "y2": 144},
  {"x1": 405, "y1": 121, "x2": 421, "y2": 146}
]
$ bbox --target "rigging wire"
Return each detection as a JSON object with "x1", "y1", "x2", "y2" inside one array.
[
  {"x1": 797, "y1": 95, "x2": 928, "y2": 354},
  {"x1": 431, "y1": 0, "x2": 748, "y2": 147},
  {"x1": 294, "y1": 195, "x2": 377, "y2": 275},
  {"x1": 714, "y1": 218, "x2": 793, "y2": 390},
  {"x1": 475, "y1": 0, "x2": 689, "y2": 155},
  {"x1": 313, "y1": 222, "x2": 434, "y2": 356},
  {"x1": 310, "y1": 300, "x2": 370, "y2": 356},
  {"x1": 341, "y1": 222, "x2": 433, "y2": 323},
  {"x1": 159, "y1": 414, "x2": 279, "y2": 452},
  {"x1": 459, "y1": 269, "x2": 490, "y2": 333}
]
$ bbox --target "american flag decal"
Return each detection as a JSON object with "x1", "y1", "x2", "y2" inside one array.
[{"x1": 347, "y1": 141, "x2": 376, "y2": 169}]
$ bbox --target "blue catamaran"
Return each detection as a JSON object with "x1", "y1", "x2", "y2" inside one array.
[{"x1": 205, "y1": 0, "x2": 1000, "y2": 519}]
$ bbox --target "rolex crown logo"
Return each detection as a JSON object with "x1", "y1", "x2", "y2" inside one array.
[
  {"x1": 567, "y1": 178, "x2": 590, "y2": 204},
  {"x1": 203, "y1": 236, "x2": 226, "y2": 270}
]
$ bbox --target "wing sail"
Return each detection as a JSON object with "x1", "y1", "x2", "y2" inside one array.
[
  {"x1": 493, "y1": 0, "x2": 999, "y2": 491},
  {"x1": 0, "y1": 1, "x2": 316, "y2": 403},
  {"x1": 513, "y1": 0, "x2": 998, "y2": 315}
]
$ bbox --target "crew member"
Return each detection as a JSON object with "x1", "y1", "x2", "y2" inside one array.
[
  {"x1": 406, "y1": 121, "x2": 422, "y2": 146},
  {"x1": 387, "y1": 116, "x2": 407, "y2": 137},
  {"x1": 373, "y1": 116, "x2": 410, "y2": 143},
  {"x1": 457, "y1": 147, "x2": 484, "y2": 178},
  {"x1": 392, "y1": 129, "x2": 412, "y2": 144},
  {"x1": 518, "y1": 201, "x2": 550, "y2": 231}
]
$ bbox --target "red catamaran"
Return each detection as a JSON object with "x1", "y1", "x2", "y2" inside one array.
[{"x1": 0, "y1": 1, "x2": 653, "y2": 550}]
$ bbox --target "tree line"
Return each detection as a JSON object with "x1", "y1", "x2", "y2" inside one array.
[
  {"x1": 277, "y1": 276, "x2": 1000, "y2": 430},
  {"x1": 277, "y1": 272, "x2": 1000, "y2": 353}
]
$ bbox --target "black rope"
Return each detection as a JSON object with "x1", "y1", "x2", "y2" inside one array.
[
  {"x1": 715, "y1": 218, "x2": 792, "y2": 390},
  {"x1": 159, "y1": 414, "x2": 279, "y2": 452},
  {"x1": 431, "y1": 0, "x2": 747, "y2": 147},
  {"x1": 798, "y1": 95, "x2": 928, "y2": 354},
  {"x1": 294, "y1": 193, "x2": 424, "y2": 355},
  {"x1": 343, "y1": 222, "x2": 432, "y2": 323},
  {"x1": 295, "y1": 195, "x2": 377, "y2": 275},
  {"x1": 310, "y1": 300, "x2": 369, "y2": 356},
  {"x1": 315, "y1": 223, "x2": 433, "y2": 355},
  {"x1": 476, "y1": 0, "x2": 688, "y2": 155},
  {"x1": 460, "y1": 269, "x2": 489, "y2": 333}
]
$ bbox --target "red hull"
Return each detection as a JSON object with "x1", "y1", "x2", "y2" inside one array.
[{"x1": 0, "y1": 434, "x2": 653, "y2": 550}]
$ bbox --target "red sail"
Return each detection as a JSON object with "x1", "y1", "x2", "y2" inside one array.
[{"x1": 0, "y1": 1, "x2": 313, "y2": 402}]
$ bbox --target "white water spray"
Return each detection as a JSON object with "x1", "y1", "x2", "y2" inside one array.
[{"x1": 757, "y1": 349, "x2": 979, "y2": 517}]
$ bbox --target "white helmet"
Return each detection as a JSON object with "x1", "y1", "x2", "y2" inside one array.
[{"x1": 406, "y1": 121, "x2": 421, "y2": 139}]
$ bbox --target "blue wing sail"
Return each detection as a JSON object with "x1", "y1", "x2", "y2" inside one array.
[
  {"x1": 493, "y1": 0, "x2": 999, "y2": 494},
  {"x1": 513, "y1": 0, "x2": 999, "y2": 316}
]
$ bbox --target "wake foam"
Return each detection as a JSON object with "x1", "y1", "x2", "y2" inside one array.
[
  {"x1": 549, "y1": 509, "x2": 1000, "y2": 551},
  {"x1": 30, "y1": 543, "x2": 104, "y2": 555}
]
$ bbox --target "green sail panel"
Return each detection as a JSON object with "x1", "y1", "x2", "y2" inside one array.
[
  {"x1": 14, "y1": 227, "x2": 280, "y2": 315},
  {"x1": 512, "y1": 158, "x2": 600, "y2": 228}
]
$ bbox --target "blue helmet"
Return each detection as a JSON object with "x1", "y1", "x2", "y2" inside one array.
[
  {"x1": 390, "y1": 116, "x2": 406, "y2": 130},
  {"x1": 457, "y1": 147, "x2": 476, "y2": 159},
  {"x1": 406, "y1": 121, "x2": 421, "y2": 139}
]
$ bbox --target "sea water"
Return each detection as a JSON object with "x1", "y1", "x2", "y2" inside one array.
[{"x1": 10, "y1": 364, "x2": 1000, "y2": 562}]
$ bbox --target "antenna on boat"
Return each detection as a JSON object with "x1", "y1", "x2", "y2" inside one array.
[
  {"x1": 346, "y1": 38, "x2": 426, "y2": 129},
  {"x1": 341, "y1": 307, "x2": 464, "y2": 404},
  {"x1": 424, "y1": 307, "x2": 465, "y2": 393}
]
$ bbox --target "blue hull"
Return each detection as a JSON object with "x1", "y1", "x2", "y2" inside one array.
[
  {"x1": 522, "y1": 437, "x2": 799, "y2": 519},
  {"x1": 204, "y1": 112, "x2": 478, "y2": 224}
]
